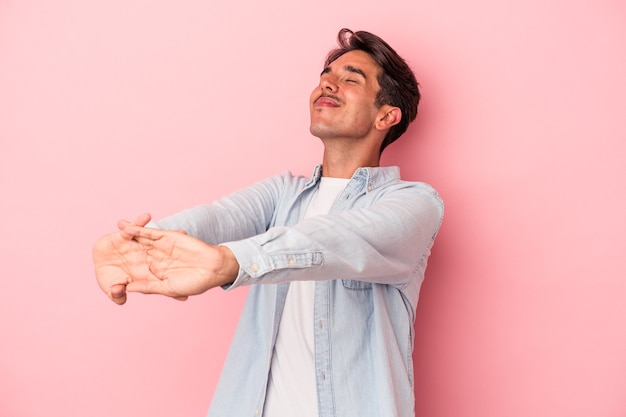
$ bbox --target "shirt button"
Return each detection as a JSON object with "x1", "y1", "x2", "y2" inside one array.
[
  {"x1": 243, "y1": 276, "x2": 250, "y2": 283},
  {"x1": 251, "y1": 263, "x2": 259, "y2": 273},
  {"x1": 288, "y1": 258, "x2": 295, "y2": 265}
]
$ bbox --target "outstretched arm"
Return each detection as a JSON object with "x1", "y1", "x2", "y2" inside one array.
[{"x1": 220, "y1": 182, "x2": 443, "y2": 298}]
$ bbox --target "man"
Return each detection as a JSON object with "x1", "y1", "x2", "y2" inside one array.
[{"x1": 93, "y1": 28, "x2": 444, "y2": 417}]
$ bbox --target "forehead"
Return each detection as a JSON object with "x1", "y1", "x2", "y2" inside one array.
[{"x1": 328, "y1": 50, "x2": 381, "y2": 77}]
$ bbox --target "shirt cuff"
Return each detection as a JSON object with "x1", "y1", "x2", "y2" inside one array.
[{"x1": 220, "y1": 235, "x2": 323, "y2": 290}]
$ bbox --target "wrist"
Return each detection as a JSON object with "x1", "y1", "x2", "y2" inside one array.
[{"x1": 216, "y1": 245, "x2": 240, "y2": 286}]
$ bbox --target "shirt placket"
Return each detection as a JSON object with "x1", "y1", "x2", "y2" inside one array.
[{"x1": 313, "y1": 176, "x2": 367, "y2": 417}]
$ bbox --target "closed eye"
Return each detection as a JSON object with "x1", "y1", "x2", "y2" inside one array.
[{"x1": 345, "y1": 65, "x2": 366, "y2": 80}]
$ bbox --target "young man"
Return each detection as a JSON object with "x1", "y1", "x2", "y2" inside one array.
[{"x1": 93, "y1": 28, "x2": 444, "y2": 417}]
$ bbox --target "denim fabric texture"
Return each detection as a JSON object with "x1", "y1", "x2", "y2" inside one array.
[{"x1": 152, "y1": 165, "x2": 444, "y2": 417}]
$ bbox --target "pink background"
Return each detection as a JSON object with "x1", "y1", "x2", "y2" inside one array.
[{"x1": 1, "y1": 0, "x2": 625, "y2": 416}]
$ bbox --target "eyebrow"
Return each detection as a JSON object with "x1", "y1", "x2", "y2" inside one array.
[
  {"x1": 345, "y1": 65, "x2": 367, "y2": 79},
  {"x1": 320, "y1": 65, "x2": 367, "y2": 79}
]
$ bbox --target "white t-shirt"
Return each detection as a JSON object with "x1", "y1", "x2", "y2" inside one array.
[{"x1": 263, "y1": 177, "x2": 349, "y2": 417}]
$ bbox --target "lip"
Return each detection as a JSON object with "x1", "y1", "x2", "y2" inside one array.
[{"x1": 314, "y1": 95, "x2": 341, "y2": 107}]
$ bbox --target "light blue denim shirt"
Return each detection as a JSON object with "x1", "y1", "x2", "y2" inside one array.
[{"x1": 151, "y1": 165, "x2": 443, "y2": 417}]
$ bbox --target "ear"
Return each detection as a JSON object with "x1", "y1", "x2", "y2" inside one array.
[{"x1": 375, "y1": 106, "x2": 402, "y2": 131}]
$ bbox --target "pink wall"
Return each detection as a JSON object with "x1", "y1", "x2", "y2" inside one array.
[{"x1": 1, "y1": 1, "x2": 625, "y2": 416}]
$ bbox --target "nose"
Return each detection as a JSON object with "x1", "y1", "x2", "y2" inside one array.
[{"x1": 320, "y1": 76, "x2": 338, "y2": 93}]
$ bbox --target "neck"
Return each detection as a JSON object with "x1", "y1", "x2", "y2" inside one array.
[{"x1": 320, "y1": 139, "x2": 381, "y2": 178}]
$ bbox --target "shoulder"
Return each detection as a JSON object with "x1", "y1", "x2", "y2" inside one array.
[
  {"x1": 376, "y1": 178, "x2": 444, "y2": 218},
  {"x1": 271, "y1": 170, "x2": 314, "y2": 189}
]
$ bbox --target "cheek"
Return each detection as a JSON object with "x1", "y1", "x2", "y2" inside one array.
[
  {"x1": 309, "y1": 87, "x2": 320, "y2": 104},
  {"x1": 350, "y1": 95, "x2": 379, "y2": 118}
]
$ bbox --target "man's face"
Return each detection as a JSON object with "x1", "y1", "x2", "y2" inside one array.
[{"x1": 309, "y1": 50, "x2": 383, "y2": 141}]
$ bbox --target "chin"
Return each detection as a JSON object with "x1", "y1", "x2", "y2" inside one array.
[
  {"x1": 309, "y1": 126, "x2": 330, "y2": 139},
  {"x1": 310, "y1": 119, "x2": 335, "y2": 137}
]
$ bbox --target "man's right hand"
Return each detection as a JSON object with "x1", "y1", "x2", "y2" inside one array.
[{"x1": 92, "y1": 213, "x2": 153, "y2": 305}]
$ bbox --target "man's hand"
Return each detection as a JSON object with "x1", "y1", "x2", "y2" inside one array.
[
  {"x1": 92, "y1": 214, "x2": 154, "y2": 305},
  {"x1": 120, "y1": 224, "x2": 240, "y2": 298}
]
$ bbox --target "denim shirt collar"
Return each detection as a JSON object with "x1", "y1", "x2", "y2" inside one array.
[{"x1": 305, "y1": 164, "x2": 401, "y2": 194}]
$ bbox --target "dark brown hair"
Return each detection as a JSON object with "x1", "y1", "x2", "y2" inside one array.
[{"x1": 325, "y1": 28, "x2": 420, "y2": 153}]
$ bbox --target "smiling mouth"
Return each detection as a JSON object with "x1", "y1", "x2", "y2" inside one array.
[{"x1": 315, "y1": 94, "x2": 341, "y2": 107}]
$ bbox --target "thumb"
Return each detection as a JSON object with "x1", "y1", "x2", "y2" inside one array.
[{"x1": 110, "y1": 284, "x2": 128, "y2": 305}]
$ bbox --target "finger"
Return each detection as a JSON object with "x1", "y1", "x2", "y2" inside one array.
[
  {"x1": 133, "y1": 235, "x2": 159, "y2": 250},
  {"x1": 117, "y1": 219, "x2": 130, "y2": 231},
  {"x1": 126, "y1": 280, "x2": 188, "y2": 301},
  {"x1": 126, "y1": 279, "x2": 171, "y2": 296},
  {"x1": 110, "y1": 284, "x2": 128, "y2": 305},
  {"x1": 123, "y1": 225, "x2": 165, "y2": 241},
  {"x1": 132, "y1": 213, "x2": 152, "y2": 227},
  {"x1": 117, "y1": 213, "x2": 151, "y2": 232},
  {"x1": 126, "y1": 279, "x2": 157, "y2": 295}
]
